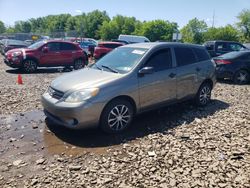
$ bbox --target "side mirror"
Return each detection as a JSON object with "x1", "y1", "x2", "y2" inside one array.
[
  {"x1": 42, "y1": 46, "x2": 49, "y2": 53},
  {"x1": 138, "y1": 67, "x2": 154, "y2": 75}
]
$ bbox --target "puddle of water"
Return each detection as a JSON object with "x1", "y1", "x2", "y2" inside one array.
[
  {"x1": 0, "y1": 110, "x2": 119, "y2": 159},
  {"x1": 0, "y1": 100, "x2": 223, "y2": 160}
]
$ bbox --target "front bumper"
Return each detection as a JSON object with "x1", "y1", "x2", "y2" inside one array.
[
  {"x1": 41, "y1": 93, "x2": 105, "y2": 129},
  {"x1": 4, "y1": 57, "x2": 22, "y2": 68}
]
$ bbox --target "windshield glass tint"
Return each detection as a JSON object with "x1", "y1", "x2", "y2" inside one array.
[
  {"x1": 28, "y1": 41, "x2": 46, "y2": 49},
  {"x1": 93, "y1": 47, "x2": 147, "y2": 74}
]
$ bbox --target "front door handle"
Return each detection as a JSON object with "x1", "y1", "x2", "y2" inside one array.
[{"x1": 169, "y1": 73, "x2": 176, "y2": 78}]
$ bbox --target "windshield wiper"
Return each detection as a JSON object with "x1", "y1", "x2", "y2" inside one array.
[
  {"x1": 94, "y1": 64, "x2": 102, "y2": 70},
  {"x1": 101, "y1": 65, "x2": 119, "y2": 73}
]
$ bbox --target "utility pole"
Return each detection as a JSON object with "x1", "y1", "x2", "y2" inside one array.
[{"x1": 212, "y1": 10, "x2": 215, "y2": 28}]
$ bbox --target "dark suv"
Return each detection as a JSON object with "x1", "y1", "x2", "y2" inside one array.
[
  {"x1": 93, "y1": 41, "x2": 124, "y2": 59},
  {"x1": 204, "y1": 40, "x2": 247, "y2": 57},
  {"x1": 4, "y1": 40, "x2": 87, "y2": 72}
]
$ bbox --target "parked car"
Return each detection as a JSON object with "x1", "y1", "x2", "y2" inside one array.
[
  {"x1": 118, "y1": 34, "x2": 150, "y2": 43},
  {"x1": 42, "y1": 42, "x2": 216, "y2": 133},
  {"x1": 77, "y1": 40, "x2": 96, "y2": 57},
  {"x1": 4, "y1": 40, "x2": 87, "y2": 73},
  {"x1": 204, "y1": 40, "x2": 247, "y2": 57},
  {"x1": 0, "y1": 39, "x2": 28, "y2": 55},
  {"x1": 93, "y1": 41, "x2": 124, "y2": 59},
  {"x1": 111, "y1": 39, "x2": 130, "y2": 45},
  {"x1": 214, "y1": 51, "x2": 250, "y2": 84}
]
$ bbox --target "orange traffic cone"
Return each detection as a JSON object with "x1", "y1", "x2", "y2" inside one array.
[{"x1": 17, "y1": 74, "x2": 23, "y2": 85}]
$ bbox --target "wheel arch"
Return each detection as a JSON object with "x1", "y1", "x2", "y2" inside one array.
[{"x1": 22, "y1": 56, "x2": 39, "y2": 65}]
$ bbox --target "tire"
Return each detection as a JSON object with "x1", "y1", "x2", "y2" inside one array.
[
  {"x1": 100, "y1": 99, "x2": 134, "y2": 133},
  {"x1": 233, "y1": 70, "x2": 249, "y2": 85},
  {"x1": 22, "y1": 59, "x2": 37, "y2": 73},
  {"x1": 73, "y1": 59, "x2": 84, "y2": 70},
  {"x1": 195, "y1": 82, "x2": 212, "y2": 106}
]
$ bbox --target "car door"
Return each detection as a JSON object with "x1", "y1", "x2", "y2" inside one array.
[
  {"x1": 138, "y1": 48, "x2": 177, "y2": 109},
  {"x1": 59, "y1": 43, "x2": 76, "y2": 65},
  {"x1": 174, "y1": 47, "x2": 198, "y2": 99},
  {"x1": 40, "y1": 42, "x2": 61, "y2": 66}
]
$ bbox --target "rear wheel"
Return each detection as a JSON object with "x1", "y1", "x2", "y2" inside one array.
[
  {"x1": 22, "y1": 59, "x2": 37, "y2": 73},
  {"x1": 233, "y1": 70, "x2": 249, "y2": 85},
  {"x1": 195, "y1": 82, "x2": 212, "y2": 106},
  {"x1": 100, "y1": 99, "x2": 134, "y2": 134},
  {"x1": 73, "y1": 59, "x2": 84, "y2": 70}
]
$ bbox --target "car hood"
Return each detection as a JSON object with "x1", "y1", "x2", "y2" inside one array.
[
  {"x1": 51, "y1": 68, "x2": 123, "y2": 93},
  {"x1": 6, "y1": 48, "x2": 32, "y2": 54}
]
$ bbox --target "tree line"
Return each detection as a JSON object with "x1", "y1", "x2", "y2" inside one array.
[{"x1": 0, "y1": 9, "x2": 249, "y2": 44}]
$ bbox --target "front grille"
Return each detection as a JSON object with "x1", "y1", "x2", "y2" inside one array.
[{"x1": 48, "y1": 87, "x2": 64, "y2": 100}]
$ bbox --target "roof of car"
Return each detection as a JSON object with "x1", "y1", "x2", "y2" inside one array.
[{"x1": 123, "y1": 42, "x2": 205, "y2": 49}]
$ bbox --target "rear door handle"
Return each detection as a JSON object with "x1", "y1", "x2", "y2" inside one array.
[{"x1": 169, "y1": 73, "x2": 176, "y2": 78}]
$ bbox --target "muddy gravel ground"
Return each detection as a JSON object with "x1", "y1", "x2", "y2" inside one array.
[{"x1": 0, "y1": 55, "x2": 249, "y2": 188}]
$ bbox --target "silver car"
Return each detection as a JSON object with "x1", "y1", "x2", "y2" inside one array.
[{"x1": 42, "y1": 42, "x2": 216, "y2": 133}]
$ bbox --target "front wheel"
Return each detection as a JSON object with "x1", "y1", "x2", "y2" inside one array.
[
  {"x1": 73, "y1": 59, "x2": 84, "y2": 70},
  {"x1": 22, "y1": 59, "x2": 37, "y2": 73},
  {"x1": 100, "y1": 99, "x2": 134, "y2": 134},
  {"x1": 195, "y1": 83, "x2": 212, "y2": 106},
  {"x1": 233, "y1": 70, "x2": 249, "y2": 85}
]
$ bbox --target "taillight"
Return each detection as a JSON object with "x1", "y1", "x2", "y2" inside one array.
[{"x1": 215, "y1": 59, "x2": 232, "y2": 65}]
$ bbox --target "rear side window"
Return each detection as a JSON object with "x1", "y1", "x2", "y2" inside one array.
[
  {"x1": 47, "y1": 42, "x2": 60, "y2": 51},
  {"x1": 216, "y1": 42, "x2": 228, "y2": 51},
  {"x1": 103, "y1": 43, "x2": 122, "y2": 49},
  {"x1": 145, "y1": 48, "x2": 172, "y2": 72},
  {"x1": 193, "y1": 48, "x2": 210, "y2": 61},
  {"x1": 61, "y1": 43, "x2": 77, "y2": 51},
  {"x1": 174, "y1": 47, "x2": 197, "y2": 66},
  {"x1": 204, "y1": 43, "x2": 214, "y2": 51}
]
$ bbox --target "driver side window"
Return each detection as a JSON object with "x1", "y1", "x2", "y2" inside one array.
[{"x1": 145, "y1": 48, "x2": 172, "y2": 72}]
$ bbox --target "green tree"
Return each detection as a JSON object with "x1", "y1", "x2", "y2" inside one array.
[
  {"x1": 85, "y1": 10, "x2": 110, "y2": 38},
  {"x1": 204, "y1": 25, "x2": 239, "y2": 42},
  {"x1": 135, "y1": 20, "x2": 178, "y2": 41},
  {"x1": 237, "y1": 9, "x2": 250, "y2": 42},
  {"x1": 0, "y1": 21, "x2": 6, "y2": 33},
  {"x1": 99, "y1": 15, "x2": 140, "y2": 40},
  {"x1": 181, "y1": 18, "x2": 207, "y2": 44}
]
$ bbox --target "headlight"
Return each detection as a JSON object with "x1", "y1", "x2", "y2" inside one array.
[
  {"x1": 12, "y1": 51, "x2": 22, "y2": 57},
  {"x1": 65, "y1": 88, "x2": 99, "y2": 103}
]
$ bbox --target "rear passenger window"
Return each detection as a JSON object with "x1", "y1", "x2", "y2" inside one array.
[
  {"x1": 145, "y1": 49, "x2": 172, "y2": 72},
  {"x1": 61, "y1": 43, "x2": 76, "y2": 51},
  {"x1": 193, "y1": 48, "x2": 210, "y2": 61},
  {"x1": 174, "y1": 47, "x2": 197, "y2": 66},
  {"x1": 103, "y1": 44, "x2": 121, "y2": 49},
  {"x1": 216, "y1": 43, "x2": 228, "y2": 51},
  {"x1": 47, "y1": 42, "x2": 60, "y2": 51}
]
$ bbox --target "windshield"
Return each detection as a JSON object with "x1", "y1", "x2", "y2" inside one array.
[
  {"x1": 28, "y1": 41, "x2": 46, "y2": 49},
  {"x1": 92, "y1": 47, "x2": 148, "y2": 74}
]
